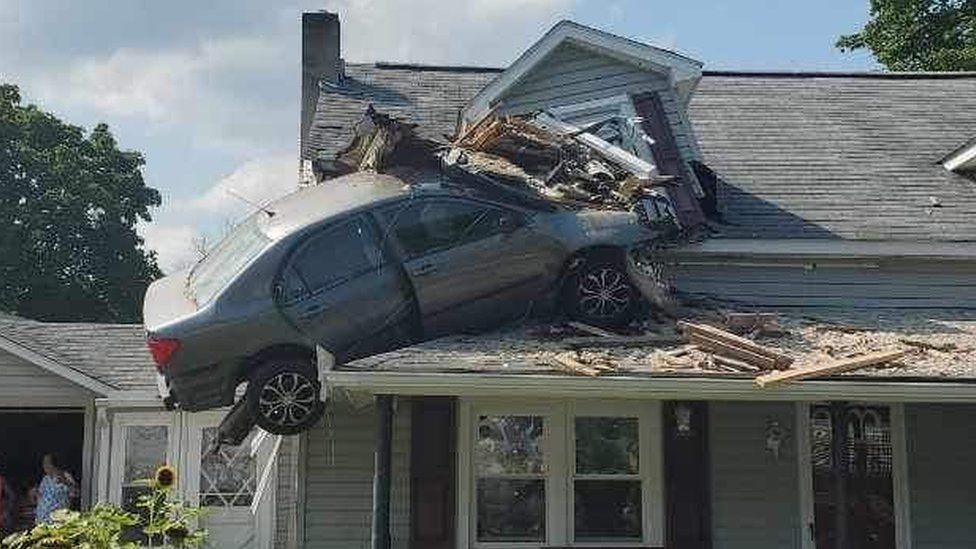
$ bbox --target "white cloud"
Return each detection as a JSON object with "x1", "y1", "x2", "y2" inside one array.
[
  {"x1": 139, "y1": 222, "x2": 201, "y2": 274},
  {"x1": 183, "y1": 154, "x2": 299, "y2": 219}
]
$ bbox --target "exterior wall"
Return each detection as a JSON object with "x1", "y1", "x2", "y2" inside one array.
[
  {"x1": 673, "y1": 260, "x2": 976, "y2": 309},
  {"x1": 275, "y1": 435, "x2": 301, "y2": 549},
  {"x1": 905, "y1": 403, "x2": 976, "y2": 548},
  {"x1": 495, "y1": 42, "x2": 698, "y2": 164},
  {"x1": 709, "y1": 401, "x2": 801, "y2": 549},
  {"x1": 0, "y1": 349, "x2": 94, "y2": 407},
  {"x1": 302, "y1": 397, "x2": 411, "y2": 548}
]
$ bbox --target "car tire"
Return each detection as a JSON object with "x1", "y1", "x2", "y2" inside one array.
[
  {"x1": 246, "y1": 359, "x2": 324, "y2": 435},
  {"x1": 568, "y1": 258, "x2": 638, "y2": 327}
]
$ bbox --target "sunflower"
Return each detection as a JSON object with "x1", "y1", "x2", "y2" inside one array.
[{"x1": 154, "y1": 465, "x2": 177, "y2": 489}]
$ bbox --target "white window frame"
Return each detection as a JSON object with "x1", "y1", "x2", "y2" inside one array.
[
  {"x1": 458, "y1": 398, "x2": 663, "y2": 548},
  {"x1": 796, "y1": 402, "x2": 912, "y2": 549},
  {"x1": 109, "y1": 411, "x2": 181, "y2": 505}
]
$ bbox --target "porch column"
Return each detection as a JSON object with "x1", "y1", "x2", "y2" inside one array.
[{"x1": 372, "y1": 394, "x2": 394, "y2": 549}]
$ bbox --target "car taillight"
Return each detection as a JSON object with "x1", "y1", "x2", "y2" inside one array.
[{"x1": 147, "y1": 336, "x2": 180, "y2": 370}]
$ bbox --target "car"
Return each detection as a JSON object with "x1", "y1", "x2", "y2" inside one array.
[{"x1": 143, "y1": 171, "x2": 659, "y2": 435}]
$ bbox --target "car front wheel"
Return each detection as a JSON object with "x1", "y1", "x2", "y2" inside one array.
[
  {"x1": 246, "y1": 360, "x2": 324, "y2": 435},
  {"x1": 569, "y1": 259, "x2": 638, "y2": 327}
]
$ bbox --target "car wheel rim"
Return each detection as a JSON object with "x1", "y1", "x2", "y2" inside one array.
[
  {"x1": 578, "y1": 267, "x2": 631, "y2": 319},
  {"x1": 258, "y1": 371, "x2": 317, "y2": 428}
]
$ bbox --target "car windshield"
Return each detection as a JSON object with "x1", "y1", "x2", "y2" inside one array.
[{"x1": 187, "y1": 215, "x2": 272, "y2": 305}]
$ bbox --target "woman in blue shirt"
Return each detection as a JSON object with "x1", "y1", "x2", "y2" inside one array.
[{"x1": 35, "y1": 454, "x2": 76, "y2": 524}]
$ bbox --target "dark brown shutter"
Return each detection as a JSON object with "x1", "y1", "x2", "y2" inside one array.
[
  {"x1": 663, "y1": 401, "x2": 712, "y2": 549},
  {"x1": 410, "y1": 397, "x2": 456, "y2": 549},
  {"x1": 632, "y1": 92, "x2": 705, "y2": 227}
]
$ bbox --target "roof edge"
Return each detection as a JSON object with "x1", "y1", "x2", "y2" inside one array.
[
  {"x1": 703, "y1": 69, "x2": 976, "y2": 79},
  {"x1": 0, "y1": 331, "x2": 118, "y2": 396}
]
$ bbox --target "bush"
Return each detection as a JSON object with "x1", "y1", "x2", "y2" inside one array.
[{"x1": 1, "y1": 466, "x2": 206, "y2": 549}]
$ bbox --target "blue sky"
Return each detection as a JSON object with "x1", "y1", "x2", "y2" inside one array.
[{"x1": 0, "y1": 0, "x2": 877, "y2": 272}]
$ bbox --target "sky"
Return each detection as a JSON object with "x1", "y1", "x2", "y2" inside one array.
[{"x1": 0, "y1": 0, "x2": 878, "y2": 273}]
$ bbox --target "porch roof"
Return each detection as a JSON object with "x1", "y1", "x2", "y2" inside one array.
[
  {"x1": 339, "y1": 308, "x2": 976, "y2": 382},
  {"x1": 0, "y1": 317, "x2": 157, "y2": 393}
]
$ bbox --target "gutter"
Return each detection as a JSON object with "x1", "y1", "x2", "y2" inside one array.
[{"x1": 325, "y1": 370, "x2": 976, "y2": 403}]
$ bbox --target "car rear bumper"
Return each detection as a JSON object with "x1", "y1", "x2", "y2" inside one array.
[{"x1": 165, "y1": 361, "x2": 239, "y2": 412}]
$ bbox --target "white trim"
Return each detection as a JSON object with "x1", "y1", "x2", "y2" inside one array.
[
  {"x1": 796, "y1": 402, "x2": 814, "y2": 549},
  {"x1": 108, "y1": 411, "x2": 180, "y2": 505},
  {"x1": 461, "y1": 20, "x2": 702, "y2": 126},
  {"x1": 891, "y1": 403, "x2": 913, "y2": 549},
  {"x1": 325, "y1": 371, "x2": 976, "y2": 403},
  {"x1": 81, "y1": 402, "x2": 96, "y2": 509},
  {"x1": 458, "y1": 398, "x2": 663, "y2": 548},
  {"x1": 666, "y1": 238, "x2": 976, "y2": 261},
  {"x1": 0, "y1": 332, "x2": 118, "y2": 396},
  {"x1": 943, "y1": 141, "x2": 976, "y2": 173}
]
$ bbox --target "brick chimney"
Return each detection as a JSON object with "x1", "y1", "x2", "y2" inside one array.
[{"x1": 301, "y1": 11, "x2": 341, "y2": 161}]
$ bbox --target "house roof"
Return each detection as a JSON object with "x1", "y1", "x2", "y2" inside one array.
[
  {"x1": 0, "y1": 318, "x2": 157, "y2": 393},
  {"x1": 339, "y1": 308, "x2": 976, "y2": 382},
  {"x1": 306, "y1": 64, "x2": 976, "y2": 242}
]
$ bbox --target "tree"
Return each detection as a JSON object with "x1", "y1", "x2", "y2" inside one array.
[
  {"x1": 837, "y1": 0, "x2": 976, "y2": 71},
  {"x1": 0, "y1": 84, "x2": 162, "y2": 322}
]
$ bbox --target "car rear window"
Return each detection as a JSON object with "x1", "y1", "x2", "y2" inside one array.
[{"x1": 188, "y1": 216, "x2": 272, "y2": 304}]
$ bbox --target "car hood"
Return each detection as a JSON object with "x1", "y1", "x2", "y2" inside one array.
[{"x1": 143, "y1": 270, "x2": 198, "y2": 333}]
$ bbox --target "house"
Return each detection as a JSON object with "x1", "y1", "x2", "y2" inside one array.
[
  {"x1": 0, "y1": 316, "x2": 301, "y2": 548},
  {"x1": 298, "y1": 12, "x2": 976, "y2": 549}
]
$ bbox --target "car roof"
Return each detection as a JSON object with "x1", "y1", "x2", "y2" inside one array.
[{"x1": 259, "y1": 172, "x2": 411, "y2": 239}]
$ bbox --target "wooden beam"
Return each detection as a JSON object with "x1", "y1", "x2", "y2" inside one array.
[
  {"x1": 755, "y1": 350, "x2": 909, "y2": 388},
  {"x1": 688, "y1": 333, "x2": 779, "y2": 370},
  {"x1": 567, "y1": 321, "x2": 618, "y2": 338},
  {"x1": 563, "y1": 334, "x2": 683, "y2": 349},
  {"x1": 678, "y1": 321, "x2": 793, "y2": 368}
]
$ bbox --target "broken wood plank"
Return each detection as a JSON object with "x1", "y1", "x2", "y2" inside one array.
[
  {"x1": 534, "y1": 113, "x2": 656, "y2": 180},
  {"x1": 898, "y1": 338, "x2": 957, "y2": 352},
  {"x1": 678, "y1": 321, "x2": 793, "y2": 368},
  {"x1": 712, "y1": 354, "x2": 761, "y2": 372},
  {"x1": 563, "y1": 334, "x2": 683, "y2": 349},
  {"x1": 566, "y1": 321, "x2": 618, "y2": 338},
  {"x1": 552, "y1": 352, "x2": 600, "y2": 377},
  {"x1": 754, "y1": 349, "x2": 909, "y2": 388},
  {"x1": 688, "y1": 333, "x2": 779, "y2": 370}
]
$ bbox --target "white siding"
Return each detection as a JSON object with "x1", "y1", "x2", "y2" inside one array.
[
  {"x1": 674, "y1": 261, "x2": 976, "y2": 309},
  {"x1": 496, "y1": 42, "x2": 699, "y2": 164},
  {"x1": 303, "y1": 398, "x2": 411, "y2": 548},
  {"x1": 0, "y1": 349, "x2": 93, "y2": 407},
  {"x1": 709, "y1": 402, "x2": 801, "y2": 549}
]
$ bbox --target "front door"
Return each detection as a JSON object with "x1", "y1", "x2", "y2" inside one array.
[
  {"x1": 808, "y1": 403, "x2": 898, "y2": 549},
  {"x1": 184, "y1": 413, "x2": 270, "y2": 549},
  {"x1": 276, "y1": 214, "x2": 414, "y2": 361},
  {"x1": 380, "y1": 198, "x2": 553, "y2": 337}
]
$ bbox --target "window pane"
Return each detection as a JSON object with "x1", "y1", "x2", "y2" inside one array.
[
  {"x1": 385, "y1": 200, "x2": 499, "y2": 258},
  {"x1": 292, "y1": 218, "x2": 383, "y2": 293},
  {"x1": 477, "y1": 479, "x2": 545, "y2": 542},
  {"x1": 475, "y1": 415, "x2": 543, "y2": 475},
  {"x1": 576, "y1": 417, "x2": 639, "y2": 474},
  {"x1": 199, "y1": 428, "x2": 256, "y2": 507},
  {"x1": 124, "y1": 425, "x2": 168, "y2": 483},
  {"x1": 574, "y1": 480, "x2": 642, "y2": 541}
]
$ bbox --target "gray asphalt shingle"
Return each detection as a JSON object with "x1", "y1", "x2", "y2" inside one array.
[
  {"x1": 0, "y1": 318, "x2": 156, "y2": 392},
  {"x1": 306, "y1": 65, "x2": 976, "y2": 242}
]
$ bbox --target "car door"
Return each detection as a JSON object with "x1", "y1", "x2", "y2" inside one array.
[
  {"x1": 275, "y1": 214, "x2": 414, "y2": 361},
  {"x1": 381, "y1": 197, "x2": 554, "y2": 337}
]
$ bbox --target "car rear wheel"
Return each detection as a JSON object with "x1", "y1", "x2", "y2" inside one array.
[
  {"x1": 246, "y1": 359, "x2": 324, "y2": 435},
  {"x1": 569, "y1": 258, "x2": 638, "y2": 327}
]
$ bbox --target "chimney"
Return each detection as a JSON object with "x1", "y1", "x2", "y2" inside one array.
[{"x1": 301, "y1": 11, "x2": 341, "y2": 160}]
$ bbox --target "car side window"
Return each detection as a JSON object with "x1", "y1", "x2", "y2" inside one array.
[
  {"x1": 280, "y1": 216, "x2": 385, "y2": 301},
  {"x1": 382, "y1": 199, "x2": 520, "y2": 259}
]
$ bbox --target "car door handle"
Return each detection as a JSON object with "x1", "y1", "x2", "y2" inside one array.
[{"x1": 412, "y1": 262, "x2": 438, "y2": 277}]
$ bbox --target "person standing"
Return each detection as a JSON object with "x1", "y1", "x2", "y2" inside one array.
[
  {"x1": 0, "y1": 458, "x2": 16, "y2": 536},
  {"x1": 34, "y1": 454, "x2": 76, "y2": 525}
]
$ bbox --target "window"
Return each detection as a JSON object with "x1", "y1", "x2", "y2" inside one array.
[
  {"x1": 382, "y1": 200, "x2": 517, "y2": 259},
  {"x1": 189, "y1": 215, "x2": 272, "y2": 304},
  {"x1": 117, "y1": 423, "x2": 170, "y2": 544},
  {"x1": 284, "y1": 216, "x2": 385, "y2": 300},
  {"x1": 199, "y1": 427, "x2": 256, "y2": 508},
  {"x1": 462, "y1": 400, "x2": 662, "y2": 547}
]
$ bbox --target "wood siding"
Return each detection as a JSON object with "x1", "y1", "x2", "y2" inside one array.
[
  {"x1": 906, "y1": 404, "x2": 976, "y2": 548},
  {"x1": 0, "y1": 349, "x2": 93, "y2": 407},
  {"x1": 673, "y1": 261, "x2": 976, "y2": 309},
  {"x1": 303, "y1": 398, "x2": 411, "y2": 548},
  {"x1": 709, "y1": 402, "x2": 801, "y2": 549},
  {"x1": 494, "y1": 42, "x2": 699, "y2": 164}
]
